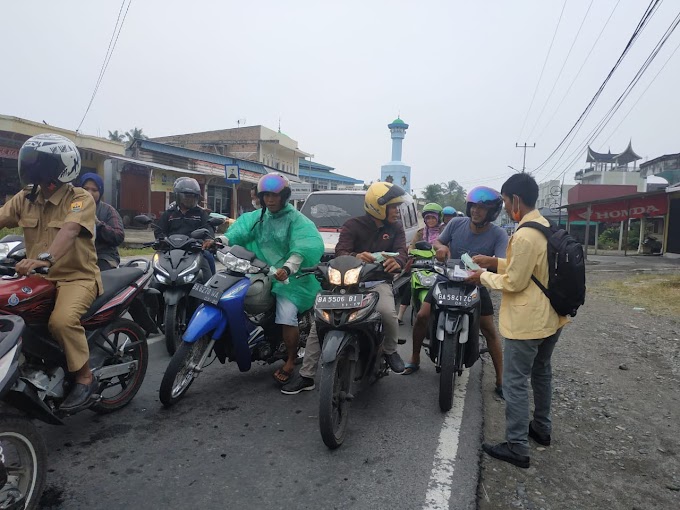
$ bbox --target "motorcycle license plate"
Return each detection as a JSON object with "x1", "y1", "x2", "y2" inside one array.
[
  {"x1": 315, "y1": 293, "x2": 365, "y2": 310},
  {"x1": 189, "y1": 283, "x2": 222, "y2": 305},
  {"x1": 434, "y1": 286, "x2": 474, "y2": 307}
]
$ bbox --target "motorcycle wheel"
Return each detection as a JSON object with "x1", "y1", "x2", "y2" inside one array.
[
  {"x1": 0, "y1": 416, "x2": 47, "y2": 510},
  {"x1": 159, "y1": 335, "x2": 213, "y2": 408},
  {"x1": 91, "y1": 319, "x2": 149, "y2": 414},
  {"x1": 439, "y1": 332, "x2": 460, "y2": 412},
  {"x1": 164, "y1": 300, "x2": 187, "y2": 356},
  {"x1": 318, "y1": 348, "x2": 353, "y2": 449}
]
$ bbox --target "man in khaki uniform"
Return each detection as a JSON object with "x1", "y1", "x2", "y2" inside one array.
[{"x1": 0, "y1": 134, "x2": 102, "y2": 411}]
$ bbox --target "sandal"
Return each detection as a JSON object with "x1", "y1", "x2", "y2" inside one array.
[
  {"x1": 273, "y1": 367, "x2": 293, "y2": 385},
  {"x1": 402, "y1": 362, "x2": 420, "y2": 375}
]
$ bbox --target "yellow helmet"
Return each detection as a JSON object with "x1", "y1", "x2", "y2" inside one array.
[{"x1": 364, "y1": 182, "x2": 409, "y2": 220}]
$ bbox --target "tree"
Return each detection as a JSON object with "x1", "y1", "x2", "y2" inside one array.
[
  {"x1": 439, "y1": 179, "x2": 466, "y2": 211},
  {"x1": 422, "y1": 183, "x2": 443, "y2": 203},
  {"x1": 108, "y1": 130, "x2": 125, "y2": 142},
  {"x1": 124, "y1": 127, "x2": 149, "y2": 143}
]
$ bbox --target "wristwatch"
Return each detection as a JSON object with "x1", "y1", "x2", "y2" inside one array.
[{"x1": 37, "y1": 252, "x2": 55, "y2": 266}]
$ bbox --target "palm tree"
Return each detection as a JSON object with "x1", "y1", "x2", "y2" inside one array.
[
  {"x1": 124, "y1": 127, "x2": 149, "y2": 144},
  {"x1": 422, "y1": 184, "x2": 443, "y2": 204},
  {"x1": 107, "y1": 130, "x2": 125, "y2": 142}
]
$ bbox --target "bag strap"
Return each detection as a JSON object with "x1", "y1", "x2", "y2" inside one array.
[{"x1": 516, "y1": 221, "x2": 551, "y2": 299}]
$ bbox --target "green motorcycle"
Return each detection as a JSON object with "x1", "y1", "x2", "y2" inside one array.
[{"x1": 408, "y1": 241, "x2": 437, "y2": 322}]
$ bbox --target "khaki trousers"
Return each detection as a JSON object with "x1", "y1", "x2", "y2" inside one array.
[
  {"x1": 300, "y1": 282, "x2": 399, "y2": 379},
  {"x1": 47, "y1": 280, "x2": 98, "y2": 372}
]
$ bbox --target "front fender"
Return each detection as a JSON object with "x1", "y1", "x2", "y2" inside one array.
[
  {"x1": 183, "y1": 303, "x2": 225, "y2": 343},
  {"x1": 163, "y1": 287, "x2": 187, "y2": 307},
  {"x1": 321, "y1": 330, "x2": 356, "y2": 365}
]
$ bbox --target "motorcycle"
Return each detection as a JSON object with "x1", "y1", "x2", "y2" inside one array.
[
  {"x1": 427, "y1": 258, "x2": 481, "y2": 412},
  {"x1": 299, "y1": 255, "x2": 392, "y2": 449},
  {"x1": 642, "y1": 234, "x2": 662, "y2": 255},
  {"x1": 159, "y1": 238, "x2": 312, "y2": 408},
  {"x1": 135, "y1": 215, "x2": 222, "y2": 356},
  {"x1": 0, "y1": 236, "x2": 25, "y2": 264},
  {"x1": 0, "y1": 257, "x2": 152, "y2": 508},
  {"x1": 408, "y1": 241, "x2": 437, "y2": 322}
]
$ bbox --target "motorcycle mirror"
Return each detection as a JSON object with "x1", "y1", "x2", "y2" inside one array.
[
  {"x1": 191, "y1": 228, "x2": 211, "y2": 239},
  {"x1": 134, "y1": 215, "x2": 152, "y2": 226},
  {"x1": 415, "y1": 241, "x2": 433, "y2": 251},
  {"x1": 208, "y1": 216, "x2": 225, "y2": 228},
  {"x1": 10, "y1": 249, "x2": 26, "y2": 260}
]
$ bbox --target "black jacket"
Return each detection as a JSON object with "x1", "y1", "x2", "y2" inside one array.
[{"x1": 154, "y1": 206, "x2": 214, "y2": 239}]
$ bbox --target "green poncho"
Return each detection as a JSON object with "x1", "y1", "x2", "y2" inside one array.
[{"x1": 226, "y1": 203, "x2": 324, "y2": 311}]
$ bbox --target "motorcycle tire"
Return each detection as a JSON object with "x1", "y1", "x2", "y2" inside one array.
[
  {"x1": 164, "y1": 300, "x2": 187, "y2": 356},
  {"x1": 159, "y1": 335, "x2": 212, "y2": 408},
  {"x1": 439, "y1": 332, "x2": 460, "y2": 412},
  {"x1": 318, "y1": 348, "x2": 353, "y2": 449},
  {"x1": 0, "y1": 415, "x2": 47, "y2": 510},
  {"x1": 91, "y1": 319, "x2": 149, "y2": 414}
]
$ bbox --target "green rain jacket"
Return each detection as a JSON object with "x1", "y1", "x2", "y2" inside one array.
[{"x1": 226, "y1": 203, "x2": 324, "y2": 311}]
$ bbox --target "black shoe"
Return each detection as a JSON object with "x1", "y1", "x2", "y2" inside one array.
[
  {"x1": 482, "y1": 442, "x2": 530, "y2": 468},
  {"x1": 60, "y1": 378, "x2": 98, "y2": 412},
  {"x1": 281, "y1": 374, "x2": 315, "y2": 395},
  {"x1": 529, "y1": 421, "x2": 551, "y2": 446},
  {"x1": 385, "y1": 352, "x2": 405, "y2": 374}
]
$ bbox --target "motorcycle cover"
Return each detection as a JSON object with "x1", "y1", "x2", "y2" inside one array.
[{"x1": 226, "y1": 204, "x2": 324, "y2": 311}]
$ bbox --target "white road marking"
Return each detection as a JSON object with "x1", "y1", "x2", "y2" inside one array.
[{"x1": 423, "y1": 370, "x2": 470, "y2": 510}]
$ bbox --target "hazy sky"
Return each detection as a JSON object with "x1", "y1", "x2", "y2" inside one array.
[{"x1": 3, "y1": 0, "x2": 679, "y2": 194}]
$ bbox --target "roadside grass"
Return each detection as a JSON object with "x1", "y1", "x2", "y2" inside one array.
[
  {"x1": 120, "y1": 247, "x2": 154, "y2": 257},
  {"x1": 0, "y1": 227, "x2": 23, "y2": 238},
  {"x1": 598, "y1": 273, "x2": 680, "y2": 318}
]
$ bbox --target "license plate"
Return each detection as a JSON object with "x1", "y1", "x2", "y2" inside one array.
[
  {"x1": 315, "y1": 293, "x2": 365, "y2": 310},
  {"x1": 434, "y1": 286, "x2": 475, "y2": 307},
  {"x1": 189, "y1": 283, "x2": 222, "y2": 305}
]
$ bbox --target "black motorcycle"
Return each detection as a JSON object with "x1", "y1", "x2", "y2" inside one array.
[
  {"x1": 300, "y1": 255, "x2": 392, "y2": 449},
  {"x1": 427, "y1": 259, "x2": 481, "y2": 411},
  {"x1": 135, "y1": 215, "x2": 221, "y2": 355}
]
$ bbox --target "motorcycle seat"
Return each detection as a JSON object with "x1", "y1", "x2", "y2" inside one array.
[{"x1": 82, "y1": 267, "x2": 144, "y2": 318}]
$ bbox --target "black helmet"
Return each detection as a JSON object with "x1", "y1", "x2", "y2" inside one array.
[
  {"x1": 173, "y1": 177, "x2": 201, "y2": 209},
  {"x1": 18, "y1": 134, "x2": 81, "y2": 189}
]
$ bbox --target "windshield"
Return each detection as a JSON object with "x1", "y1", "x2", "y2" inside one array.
[{"x1": 301, "y1": 193, "x2": 366, "y2": 229}]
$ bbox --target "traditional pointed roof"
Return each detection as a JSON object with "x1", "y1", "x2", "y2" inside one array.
[{"x1": 585, "y1": 141, "x2": 641, "y2": 165}]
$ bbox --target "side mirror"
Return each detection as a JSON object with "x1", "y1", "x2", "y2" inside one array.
[
  {"x1": 135, "y1": 215, "x2": 152, "y2": 226},
  {"x1": 191, "y1": 228, "x2": 212, "y2": 240},
  {"x1": 415, "y1": 241, "x2": 433, "y2": 251},
  {"x1": 208, "y1": 216, "x2": 225, "y2": 227}
]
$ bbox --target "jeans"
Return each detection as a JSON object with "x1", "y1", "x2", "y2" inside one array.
[
  {"x1": 299, "y1": 282, "x2": 399, "y2": 379},
  {"x1": 203, "y1": 250, "x2": 216, "y2": 275},
  {"x1": 503, "y1": 328, "x2": 563, "y2": 456}
]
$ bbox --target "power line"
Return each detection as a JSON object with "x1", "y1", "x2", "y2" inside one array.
[
  {"x1": 76, "y1": 0, "x2": 133, "y2": 132},
  {"x1": 516, "y1": 0, "x2": 568, "y2": 142},
  {"x1": 526, "y1": 0, "x2": 595, "y2": 141},
  {"x1": 533, "y1": 0, "x2": 622, "y2": 143},
  {"x1": 532, "y1": 0, "x2": 663, "y2": 177}
]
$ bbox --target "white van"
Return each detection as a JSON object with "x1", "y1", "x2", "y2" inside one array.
[{"x1": 300, "y1": 190, "x2": 420, "y2": 260}]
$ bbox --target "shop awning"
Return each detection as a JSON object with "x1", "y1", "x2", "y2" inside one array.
[
  {"x1": 90, "y1": 150, "x2": 204, "y2": 175},
  {"x1": 566, "y1": 191, "x2": 668, "y2": 222}
]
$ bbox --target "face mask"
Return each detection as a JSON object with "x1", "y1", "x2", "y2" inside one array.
[{"x1": 512, "y1": 196, "x2": 522, "y2": 222}]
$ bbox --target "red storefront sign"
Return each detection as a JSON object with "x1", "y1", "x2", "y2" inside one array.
[
  {"x1": 0, "y1": 146, "x2": 19, "y2": 159},
  {"x1": 569, "y1": 193, "x2": 668, "y2": 222}
]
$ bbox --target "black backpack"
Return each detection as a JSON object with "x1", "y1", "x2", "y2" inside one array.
[{"x1": 516, "y1": 221, "x2": 586, "y2": 317}]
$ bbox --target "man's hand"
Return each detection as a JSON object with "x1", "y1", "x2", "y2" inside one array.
[
  {"x1": 274, "y1": 268, "x2": 289, "y2": 282},
  {"x1": 382, "y1": 254, "x2": 401, "y2": 274},
  {"x1": 15, "y1": 259, "x2": 50, "y2": 276},
  {"x1": 435, "y1": 245, "x2": 450, "y2": 262},
  {"x1": 472, "y1": 255, "x2": 497, "y2": 271},
  {"x1": 356, "y1": 252, "x2": 376, "y2": 264},
  {"x1": 202, "y1": 239, "x2": 215, "y2": 250},
  {"x1": 465, "y1": 269, "x2": 484, "y2": 286}
]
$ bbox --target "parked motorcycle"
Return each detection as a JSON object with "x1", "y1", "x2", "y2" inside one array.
[
  {"x1": 135, "y1": 215, "x2": 222, "y2": 355},
  {"x1": 0, "y1": 257, "x2": 152, "y2": 508},
  {"x1": 426, "y1": 258, "x2": 481, "y2": 411},
  {"x1": 159, "y1": 240, "x2": 312, "y2": 407},
  {"x1": 299, "y1": 255, "x2": 393, "y2": 449},
  {"x1": 642, "y1": 235, "x2": 662, "y2": 255}
]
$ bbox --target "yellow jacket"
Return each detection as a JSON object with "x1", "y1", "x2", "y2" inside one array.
[{"x1": 480, "y1": 210, "x2": 568, "y2": 340}]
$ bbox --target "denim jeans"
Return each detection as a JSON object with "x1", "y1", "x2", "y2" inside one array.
[{"x1": 503, "y1": 328, "x2": 562, "y2": 456}]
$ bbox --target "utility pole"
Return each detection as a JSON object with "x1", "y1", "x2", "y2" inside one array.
[{"x1": 515, "y1": 142, "x2": 536, "y2": 172}]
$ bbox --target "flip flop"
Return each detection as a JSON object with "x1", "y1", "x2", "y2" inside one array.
[
  {"x1": 402, "y1": 363, "x2": 420, "y2": 375},
  {"x1": 273, "y1": 367, "x2": 293, "y2": 385}
]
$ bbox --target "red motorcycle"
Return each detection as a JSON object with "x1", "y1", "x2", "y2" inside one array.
[{"x1": 0, "y1": 259, "x2": 151, "y2": 509}]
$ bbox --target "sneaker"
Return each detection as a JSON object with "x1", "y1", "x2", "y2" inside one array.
[
  {"x1": 482, "y1": 442, "x2": 530, "y2": 468},
  {"x1": 385, "y1": 352, "x2": 405, "y2": 374},
  {"x1": 529, "y1": 421, "x2": 551, "y2": 446},
  {"x1": 281, "y1": 374, "x2": 315, "y2": 395}
]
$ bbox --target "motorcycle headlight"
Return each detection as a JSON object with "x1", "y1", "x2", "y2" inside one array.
[
  {"x1": 315, "y1": 308, "x2": 332, "y2": 323},
  {"x1": 179, "y1": 272, "x2": 197, "y2": 285},
  {"x1": 0, "y1": 242, "x2": 18, "y2": 259},
  {"x1": 420, "y1": 275, "x2": 437, "y2": 287},
  {"x1": 328, "y1": 267, "x2": 342, "y2": 285},
  {"x1": 347, "y1": 293, "x2": 378, "y2": 323},
  {"x1": 155, "y1": 273, "x2": 169, "y2": 285},
  {"x1": 223, "y1": 252, "x2": 251, "y2": 273},
  {"x1": 152, "y1": 253, "x2": 170, "y2": 277},
  {"x1": 343, "y1": 267, "x2": 361, "y2": 285},
  {"x1": 178, "y1": 258, "x2": 199, "y2": 278}
]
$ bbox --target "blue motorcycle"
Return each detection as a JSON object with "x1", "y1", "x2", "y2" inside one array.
[{"x1": 159, "y1": 243, "x2": 313, "y2": 407}]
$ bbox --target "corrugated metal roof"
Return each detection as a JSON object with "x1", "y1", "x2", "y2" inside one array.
[
  {"x1": 299, "y1": 167, "x2": 363, "y2": 184},
  {"x1": 88, "y1": 150, "x2": 204, "y2": 175}
]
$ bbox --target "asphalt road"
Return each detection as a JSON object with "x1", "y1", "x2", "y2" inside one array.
[{"x1": 36, "y1": 320, "x2": 483, "y2": 510}]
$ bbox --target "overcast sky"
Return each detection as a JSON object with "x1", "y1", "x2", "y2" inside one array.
[{"x1": 3, "y1": 0, "x2": 679, "y2": 194}]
